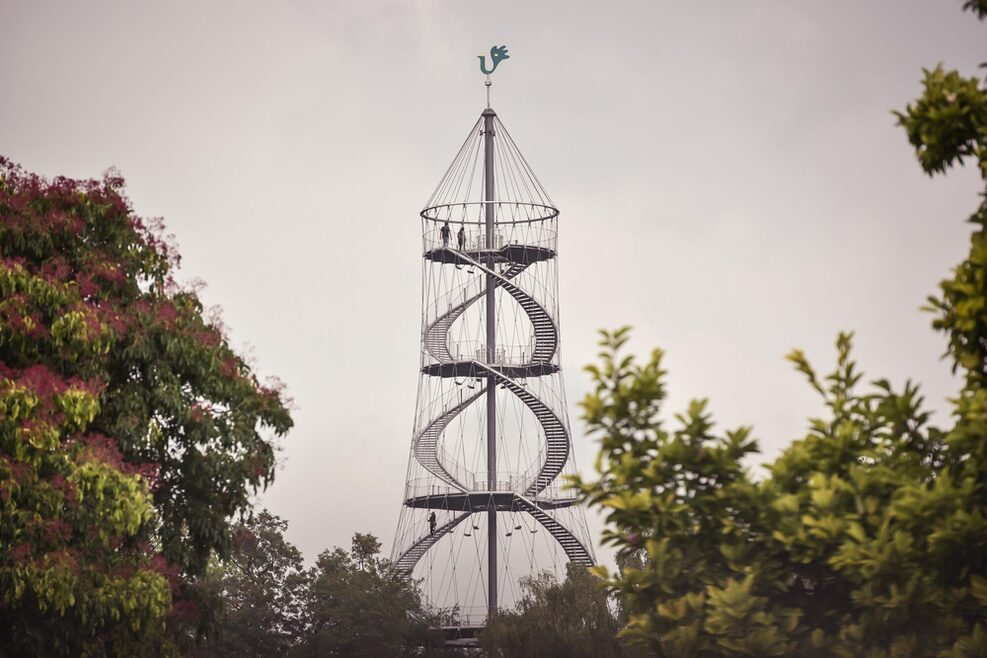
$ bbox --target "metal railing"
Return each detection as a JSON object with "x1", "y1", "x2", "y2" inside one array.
[
  {"x1": 445, "y1": 341, "x2": 535, "y2": 366},
  {"x1": 404, "y1": 470, "x2": 532, "y2": 499},
  {"x1": 404, "y1": 470, "x2": 575, "y2": 502},
  {"x1": 422, "y1": 224, "x2": 557, "y2": 254},
  {"x1": 421, "y1": 201, "x2": 559, "y2": 226},
  {"x1": 435, "y1": 605, "x2": 493, "y2": 628}
]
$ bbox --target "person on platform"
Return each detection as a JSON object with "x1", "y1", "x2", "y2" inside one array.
[
  {"x1": 440, "y1": 222, "x2": 450, "y2": 249},
  {"x1": 457, "y1": 224, "x2": 466, "y2": 250},
  {"x1": 428, "y1": 511, "x2": 437, "y2": 536}
]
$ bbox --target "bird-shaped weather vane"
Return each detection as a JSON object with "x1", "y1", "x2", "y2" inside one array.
[{"x1": 478, "y1": 45, "x2": 509, "y2": 107}]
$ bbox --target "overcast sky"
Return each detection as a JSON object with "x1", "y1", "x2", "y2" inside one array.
[{"x1": 2, "y1": 1, "x2": 985, "y2": 569}]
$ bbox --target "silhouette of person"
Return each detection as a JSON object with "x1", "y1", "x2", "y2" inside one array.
[
  {"x1": 428, "y1": 511, "x2": 437, "y2": 536},
  {"x1": 440, "y1": 222, "x2": 451, "y2": 249},
  {"x1": 457, "y1": 225, "x2": 466, "y2": 250}
]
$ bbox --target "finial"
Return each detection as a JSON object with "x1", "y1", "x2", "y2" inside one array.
[{"x1": 478, "y1": 45, "x2": 509, "y2": 108}]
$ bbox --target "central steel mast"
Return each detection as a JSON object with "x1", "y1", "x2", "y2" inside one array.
[{"x1": 482, "y1": 106, "x2": 497, "y2": 617}]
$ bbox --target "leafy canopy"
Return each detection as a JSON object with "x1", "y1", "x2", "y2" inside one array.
[
  {"x1": 199, "y1": 510, "x2": 308, "y2": 658},
  {"x1": 0, "y1": 158, "x2": 292, "y2": 654},
  {"x1": 574, "y1": 4, "x2": 987, "y2": 657},
  {"x1": 481, "y1": 563, "x2": 638, "y2": 658},
  {"x1": 289, "y1": 533, "x2": 448, "y2": 658}
]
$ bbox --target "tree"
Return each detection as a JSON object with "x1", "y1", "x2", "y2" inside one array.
[
  {"x1": 576, "y1": 334, "x2": 985, "y2": 655},
  {"x1": 963, "y1": 0, "x2": 987, "y2": 20},
  {"x1": 200, "y1": 518, "x2": 465, "y2": 658},
  {"x1": 0, "y1": 159, "x2": 292, "y2": 654},
  {"x1": 199, "y1": 510, "x2": 308, "y2": 657},
  {"x1": 289, "y1": 533, "x2": 447, "y2": 658},
  {"x1": 481, "y1": 563, "x2": 639, "y2": 658},
  {"x1": 0, "y1": 361, "x2": 172, "y2": 655},
  {"x1": 573, "y1": 5, "x2": 987, "y2": 656}
]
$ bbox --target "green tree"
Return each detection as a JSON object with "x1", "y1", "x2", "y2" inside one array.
[
  {"x1": 199, "y1": 510, "x2": 308, "y2": 657},
  {"x1": 573, "y1": 5, "x2": 987, "y2": 657},
  {"x1": 0, "y1": 159, "x2": 292, "y2": 654},
  {"x1": 963, "y1": 0, "x2": 987, "y2": 20},
  {"x1": 289, "y1": 533, "x2": 446, "y2": 658},
  {"x1": 481, "y1": 563, "x2": 639, "y2": 658}
]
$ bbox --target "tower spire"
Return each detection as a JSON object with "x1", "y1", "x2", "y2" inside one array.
[{"x1": 477, "y1": 45, "x2": 509, "y2": 109}]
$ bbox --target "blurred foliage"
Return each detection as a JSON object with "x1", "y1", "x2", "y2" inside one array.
[
  {"x1": 895, "y1": 65, "x2": 986, "y2": 177},
  {"x1": 288, "y1": 532, "x2": 456, "y2": 658},
  {"x1": 482, "y1": 563, "x2": 646, "y2": 658},
  {"x1": 963, "y1": 0, "x2": 987, "y2": 20},
  {"x1": 0, "y1": 159, "x2": 292, "y2": 654},
  {"x1": 195, "y1": 513, "x2": 466, "y2": 657},
  {"x1": 574, "y1": 5, "x2": 987, "y2": 657},
  {"x1": 197, "y1": 510, "x2": 308, "y2": 657}
]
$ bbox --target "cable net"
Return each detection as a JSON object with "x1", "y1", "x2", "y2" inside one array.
[{"x1": 391, "y1": 109, "x2": 594, "y2": 631}]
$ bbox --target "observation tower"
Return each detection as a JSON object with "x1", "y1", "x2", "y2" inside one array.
[{"x1": 391, "y1": 49, "x2": 594, "y2": 644}]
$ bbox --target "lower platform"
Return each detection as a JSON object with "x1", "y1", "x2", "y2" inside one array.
[
  {"x1": 404, "y1": 491, "x2": 579, "y2": 512},
  {"x1": 443, "y1": 625, "x2": 481, "y2": 647},
  {"x1": 422, "y1": 361, "x2": 558, "y2": 378}
]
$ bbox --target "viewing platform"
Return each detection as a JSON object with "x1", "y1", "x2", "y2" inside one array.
[
  {"x1": 402, "y1": 476, "x2": 578, "y2": 511},
  {"x1": 424, "y1": 242, "x2": 555, "y2": 267}
]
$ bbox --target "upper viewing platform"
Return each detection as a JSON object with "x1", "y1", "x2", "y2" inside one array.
[{"x1": 420, "y1": 109, "x2": 559, "y2": 258}]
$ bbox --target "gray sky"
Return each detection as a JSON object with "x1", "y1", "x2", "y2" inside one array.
[{"x1": 2, "y1": 1, "x2": 985, "y2": 569}]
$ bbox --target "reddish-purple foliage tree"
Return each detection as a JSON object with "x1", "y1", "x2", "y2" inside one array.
[{"x1": 0, "y1": 158, "x2": 293, "y2": 655}]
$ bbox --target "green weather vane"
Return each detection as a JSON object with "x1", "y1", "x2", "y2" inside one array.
[
  {"x1": 478, "y1": 45, "x2": 510, "y2": 75},
  {"x1": 478, "y1": 45, "x2": 509, "y2": 107}
]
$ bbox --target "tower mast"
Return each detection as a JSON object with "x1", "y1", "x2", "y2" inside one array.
[{"x1": 482, "y1": 105, "x2": 497, "y2": 617}]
